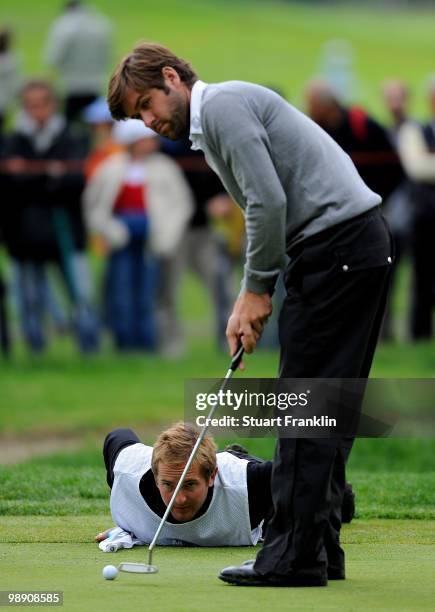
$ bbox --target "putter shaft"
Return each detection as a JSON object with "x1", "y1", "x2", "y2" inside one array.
[{"x1": 147, "y1": 344, "x2": 244, "y2": 558}]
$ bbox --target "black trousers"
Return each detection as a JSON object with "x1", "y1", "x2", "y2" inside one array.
[{"x1": 254, "y1": 207, "x2": 393, "y2": 582}]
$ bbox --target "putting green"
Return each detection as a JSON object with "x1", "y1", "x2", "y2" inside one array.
[{"x1": 2, "y1": 520, "x2": 435, "y2": 611}]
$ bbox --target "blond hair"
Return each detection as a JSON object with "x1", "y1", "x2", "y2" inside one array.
[
  {"x1": 152, "y1": 422, "x2": 217, "y2": 480},
  {"x1": 108, "y1": 42, "x2": 197, "y2": 121}
]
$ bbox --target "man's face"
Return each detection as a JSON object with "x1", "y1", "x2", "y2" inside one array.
[
  {"x1": 383, "y1": 85, "x2": 408, "y2": 120},
  {"x1": 155, "y1": 461, "x2": 217, "y2": 522},
  {"x1": 123, "y1": 69, "x2": 190, "y2": 140},
  {"x1": 23, "y1": 87, "x2": 56, "y2": 127},
  {"x1": 305, "y1": 93, "x2": 332, "y2": 127}
]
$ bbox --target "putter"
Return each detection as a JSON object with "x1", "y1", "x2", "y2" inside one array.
[{"x1": 117, "y1": 343, "x2": 245, "y2": 575}]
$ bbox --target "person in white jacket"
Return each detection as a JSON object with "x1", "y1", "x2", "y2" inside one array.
[{"x1": 83, "y1": 119, "x2": 193, "y2": 351}]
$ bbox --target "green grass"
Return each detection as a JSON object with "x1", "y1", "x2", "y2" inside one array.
[
  {"x1": 1, "y1": 254, "x2": 432, "y2": 438},
  {"x1": 1, "y1": 0, "x2": 435, "y2": 119},
  {"x1": 2, "y1": 518, "x2": 435, "y2": 610},
  {"x1": 1, "y1": 440, "x2": 435, "y2": 518},
  {"x1": 1, "y1": 331, "x2": 434, "y2": 435},
  {"x1": 2, "y1": 521, "x2": 435, "y2": 611},
  {"x1": 2, "y1": 516, "x2": 435, "y2": 545}
]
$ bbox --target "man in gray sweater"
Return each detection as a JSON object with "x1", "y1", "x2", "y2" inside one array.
[{"x1": 108, "y1": 43, "x2": 393, "y2": 587}]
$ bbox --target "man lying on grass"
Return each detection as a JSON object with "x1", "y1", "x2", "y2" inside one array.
[{"x1": 96, "y1": 422, "x2": 355, "y2": 549}]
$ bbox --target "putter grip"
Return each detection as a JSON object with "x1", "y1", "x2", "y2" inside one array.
[{"x1": 230, "y1": 343, "x2": 244, "y2": 371}]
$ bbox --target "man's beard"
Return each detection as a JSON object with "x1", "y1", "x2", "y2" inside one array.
[{"x1": 159, "y1": 90, "x2": 189, "y2": 140}]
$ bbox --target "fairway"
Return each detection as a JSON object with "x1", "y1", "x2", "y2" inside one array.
[{"x1": 2, "y1": 521, "x2": 435, "y2": 611}]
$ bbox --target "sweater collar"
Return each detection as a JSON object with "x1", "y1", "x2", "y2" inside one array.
[{"x1": 189, "y1": 79, "x2": 208, "y2": 151}]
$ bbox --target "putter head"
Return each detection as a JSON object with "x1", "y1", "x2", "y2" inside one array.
[{"x1": 118, "y1": 562, "x2": 159, "y2": 574}]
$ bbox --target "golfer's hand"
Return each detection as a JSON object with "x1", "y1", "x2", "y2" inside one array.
[
  {"x1": 95, "y1": 528, "x2": 112, "y2": 542},
  {"x1": 227, "y1": 291, "x2": 272, "y2": 362}
]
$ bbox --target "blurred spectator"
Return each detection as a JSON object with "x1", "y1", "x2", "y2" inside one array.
[
  {"x1": 0, "y1": 29, "x2": 18, "y2": 353},
  {"x1": 44, "y1": 0, "x2": 113, "y2": 122},
  {"x1": 319, "y1": 39, "x2": 357, "y2": 102},
  {"x1": 0, "y1": 79, "x2": 99, "y2": 353},
  {"x1": 207, "y1": 193, "x2": 245, "y2": 342},
  {"x1": 83, "y1": 120, "x2": 192, "y2": 352},
  {"x1": 397, "y1": 78, "x2": 435, "y2": 339},
  {"x1": 207, "y1": 194, "x2": 245, "y2": 265},
  {"x1": 82, "y1": 97, "x2": 122, "y2": 180},
  {"x1": 305, "y1": 78, "x2": 404, "y2": 202},
  {"x1": 383, "y1": 79, "x2": 410, "y2": 132},
  {"x1": 381, "y1": 79, "x2": 413, "y2": 340},
  {"x1": 82, "y1": 97, "x2": 123, "y2": 260},
  {"x1": 160, "y1": 136, "x2": 233, "y2": 350},
  {"x1": 0, "y1": 255, "x2": 10, "y2": 356},
  {"x1": 0, "y1": 28, "x2": 20, "y2": 139}
]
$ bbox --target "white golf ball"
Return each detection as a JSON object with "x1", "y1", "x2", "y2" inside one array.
[{"x1": 102, "y1": 565, "x2": 118, "y2": 580}]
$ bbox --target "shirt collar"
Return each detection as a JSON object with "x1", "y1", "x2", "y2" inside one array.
[{"x1": 189, "y1": 79, "x2": 208, "y2": 150}]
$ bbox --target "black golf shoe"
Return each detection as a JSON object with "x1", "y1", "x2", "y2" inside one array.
[
  {"x1": 218, "y1": 561, "x2": 328, "y2": 587},
  {"x1": 327, "y1": 567, "x2": 345, "y2": 580}
]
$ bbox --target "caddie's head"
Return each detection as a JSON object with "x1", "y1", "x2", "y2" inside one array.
[
  {"x1": 108, "y1": 42, "x2": 197, "y2": 140},
  {"x1": 151, "y1": 422, "x2": 218, "y2": 522}
]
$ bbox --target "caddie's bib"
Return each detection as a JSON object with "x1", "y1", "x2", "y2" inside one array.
[{"x1": 110, "y1": 443, "x2": 262, "y2": 546}]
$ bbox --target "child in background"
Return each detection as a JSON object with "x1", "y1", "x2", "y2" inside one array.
[{"x1": 83, "y1": 120, "x2": 192, "y2": 351}]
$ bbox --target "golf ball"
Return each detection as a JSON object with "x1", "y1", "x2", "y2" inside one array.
[{"x1": 103, "y1": 565, "x2": 118, "y2": 580}]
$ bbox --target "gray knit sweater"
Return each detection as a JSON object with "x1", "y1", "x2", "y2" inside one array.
[{"x1": 198, "y1": 81, "x2": 381, "y2": 294}]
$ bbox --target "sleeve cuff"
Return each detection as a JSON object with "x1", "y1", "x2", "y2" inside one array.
[{"x1": 241, "y1": 274, "x2": 278, "y2": 296}]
